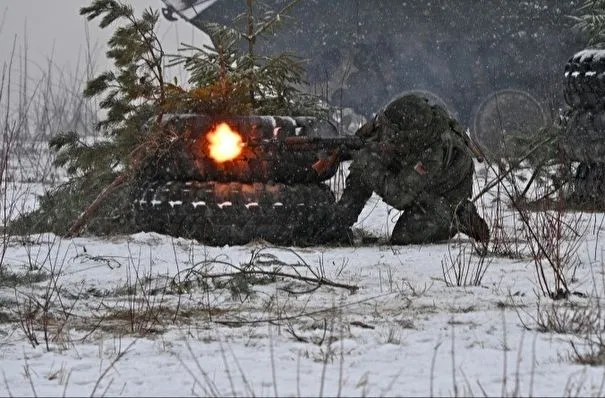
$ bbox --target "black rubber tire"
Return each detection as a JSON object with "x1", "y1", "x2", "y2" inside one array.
[
  {"x1": 569, "y1": 161, "x2": 605, "y2": 206},
  {"x1": 137, "y1": 140, "x2": 331, "y2": 185},
  {"x1": 560, "y1": 108, "x2": 605, "y2": 162},
  {"x1": 132, "y1": 181, "x2": 338, "y2": 246},
  {"x1": 138, "y1": 114, "x2": 341, "y2": 185},
  {"x1": 564, "y1": 49, "x2": 605, "y2": 109}
]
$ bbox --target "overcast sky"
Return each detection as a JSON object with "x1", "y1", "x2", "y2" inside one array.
[{"x1": 0, "y1": 0, "x2": 209, "y2": 83}]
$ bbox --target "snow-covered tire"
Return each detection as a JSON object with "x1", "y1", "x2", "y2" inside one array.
[
  {"x1": 564, "y1": 49, "x2": 605, "y2": 109},
  {"x1": 132, "y1": 181, "x2": 338, "y2": 246}
]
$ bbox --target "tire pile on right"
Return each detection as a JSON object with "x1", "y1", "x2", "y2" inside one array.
[{"x1": 562, "y1": 49, "x2": 605, "y2": 203}]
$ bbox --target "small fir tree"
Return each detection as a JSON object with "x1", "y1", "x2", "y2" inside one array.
[
  {"x1": 573, "y1": 0, "x2": 605, "y2": 46},
  {"x1": 12, "y1": 0, "x2": 325, "y2": 237}
]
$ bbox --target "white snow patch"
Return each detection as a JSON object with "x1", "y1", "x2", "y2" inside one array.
[
  {"x1": 2, "y1": 163, "x2": 605, "y2": 397},
  {"x1": 575, "y1": 48, "x2": 605, "y2": 62}
]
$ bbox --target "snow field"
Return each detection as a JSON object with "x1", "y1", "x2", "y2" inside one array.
[{"x1": 1, "y1": 161, "x2": 605, "y2": 396}]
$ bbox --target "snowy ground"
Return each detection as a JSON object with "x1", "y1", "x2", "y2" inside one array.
[{"x1": 1, "y1": 163, "x2": 605, "y2": 397}]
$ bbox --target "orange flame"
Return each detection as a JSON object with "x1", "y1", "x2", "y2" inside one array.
[{"x1": 207, "y1": 122, "x2": 244, "y2": 162}]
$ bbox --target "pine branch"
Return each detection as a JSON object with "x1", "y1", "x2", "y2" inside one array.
[
  {"x1": 65, "y1": 1, "x2": 168, "y2": 237},
  {"x1": 573, "y1": 0, "x2": 605, "y2": 46},
  {"x1": 251, "y1": 0, "x2": 300, "y2": 39}
]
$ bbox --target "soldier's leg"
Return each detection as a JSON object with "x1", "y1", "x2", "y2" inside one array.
[
  {"x1": 391, "y1": 197, "x2": 489, "y2": 245},
  {"x1": 390, "y1": 197, "x2": 452, "y2": 245}
]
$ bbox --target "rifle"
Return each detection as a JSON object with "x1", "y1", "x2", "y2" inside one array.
[
  {"x1": 247, "y1": 135, "x2": 366, "y2": 178},
  {"x1": 270, "y1": 135, "x2": 364, "y2": 155}
]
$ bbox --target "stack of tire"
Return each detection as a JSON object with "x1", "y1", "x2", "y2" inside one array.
[
  {"x1": 132, "y1": 115, "x2": 353, "y2": 246},
  {"x1": 561, "y1": 49, "x2": 605, "y2": 205}
]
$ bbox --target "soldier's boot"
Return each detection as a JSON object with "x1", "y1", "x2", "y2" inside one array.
[
  {"x1": 390, "y1": 200, "x2": 452, "y2": 245},
  {"x1": 453, "y1": 199, "x2": 490, "y2": 244}
]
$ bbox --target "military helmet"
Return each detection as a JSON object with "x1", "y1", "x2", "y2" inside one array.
[{"x1": 379, "y1": 95, "x2": 451, "y2": 148}]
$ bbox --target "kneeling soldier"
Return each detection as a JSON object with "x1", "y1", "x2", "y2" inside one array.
[{"x1": 334, "y1": 94, "x2": 489, "y2": 245}]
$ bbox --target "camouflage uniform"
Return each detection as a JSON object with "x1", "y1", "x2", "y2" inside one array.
[{"x1": 334, "y1": 95, "x2": 489, "y2": 244}]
